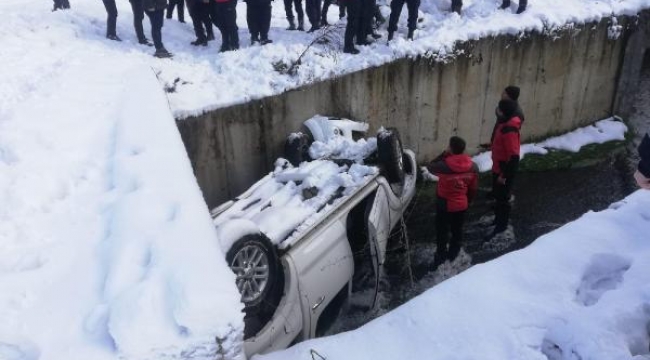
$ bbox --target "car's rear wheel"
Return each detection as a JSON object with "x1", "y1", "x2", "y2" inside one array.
[
  {"x1": 284, "y1": 128, "x2": 313, "y2": 167},
  {"x1": 226, "y1": 234, "x2": 284, "y2": 339},
  {"x1": 377, "y1": 128, "x2": 405, "y2": 184}
]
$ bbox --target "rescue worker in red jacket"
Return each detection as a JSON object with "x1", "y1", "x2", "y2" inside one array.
[
  {"x1": 487, "y1": 99, "x2": 522, "y2": 239},
  {"x1": 427, "y1": 136, "x2": 479, "y2": 268}
]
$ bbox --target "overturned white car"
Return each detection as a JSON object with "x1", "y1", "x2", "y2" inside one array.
[{"x1": 211, "y1": 116, "x2": 417, "y2": 357}]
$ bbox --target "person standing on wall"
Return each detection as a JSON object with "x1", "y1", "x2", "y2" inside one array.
[
  {"x1": 187, "y1": 0, "x2": 215, "y2": 46},
  {"x1": 102, "y1": 0, "x2": 121, "y2": 41},
  {"x1": 500, "y1": 0, "x2": 527, "y2": 14},
  {"x1": 486, "y1": 99, "x2": 522, "y2": 240},
  {"x1": 635, "y1": 133, "x2": 650, "y2": 189},
  {"x1": 387, "y1": 0, "x2": 419, "y2": 41},
  {"x1": 212, "y1": 0, "x2": 240, "y2": 51},
  {"x1": 144, "y1": 0, "x2": 173, "y2": 58},
  {"x1": 166, "y1": 0, "x2": 185, "y2": 22},
  {"x1": 341, "y1": 0, "x2": 361, "y2": 54},
  {"x1": 246, "y1": 0, "x2": 273, "y2": 44},
  {"x1": 52, "y1": 0, "x2": 70, "y2": 11},
  {"x1": 427, "y1": 136, "x2": 479, "y2": 269},
  {"x1": 305, "y1": 0, "x2": 322, "y2": 32},
  {"x1": 129, "y1": 0, "x2": 154, "y2": 45},
  {"x1": 284, "y1": 0, "x2": 305, "y2": 30}
]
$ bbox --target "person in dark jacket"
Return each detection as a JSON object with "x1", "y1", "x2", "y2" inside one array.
[
  {"x1": 500, "y1": 0, "x2": 527, "y2": 14},
  {"x1": 52, "y1": 0, "x2": 70, "y2": 11},
  {"x1": 166, "y1": 0, "x2": 185, "y2": 22},
  {"x1": 212, "y1": 0, "x2": 240, "y2": 51},
  {"x1": 635, "y1": 133, "x2": 650, "y2": 189},
  {"x1": 102, "y1": 0, "x2": 121, "y2": 41},
  {"x1": 144, "y1": 0, "x2": 173, "y2": 57},
  {"x1": 246, "y1": 0, "x2": 273, "y2": 44},
  {"x1": 387, "y1": 0, "x2": 418, "y2": 41},
  {"x1": 486, "y1": 99, "x2": 522, "y2": 239},
  {"x1": 284, "y1": 0, "x2": 305, "y2": 30},
  {"x1": 187, "y1": 0, "x2": 215, "y2": 46},
  {"x1": 129, "y1": 0, "x2": 153, "y2": 45},
  {"x1": 428, "y1": 136, "x2": 479, "y2": 268}
]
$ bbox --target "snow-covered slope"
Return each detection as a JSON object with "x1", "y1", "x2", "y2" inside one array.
[
  {"x1": 0, "y1": 26, "x2": 243, "y2": 360},
  {"x1": 257, "y1": 189, "x2": 650, "y2": 360},
  {"x1": 3, "y1": 0, "x2": 648, "y2": 121}
]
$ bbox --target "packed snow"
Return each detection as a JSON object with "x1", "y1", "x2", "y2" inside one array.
[
  {"x1": 0, "y1": 54, "x2": 243, "y2": 360},
  {"x1": 3, "y1": 0, "x2": 649, "y2": 121},
  {"x1": 212, "y1": 118, "x2": 380, "y2": 249},
  {"x1": 257, "y1": 189, "x2": 650, "y2": 360}
]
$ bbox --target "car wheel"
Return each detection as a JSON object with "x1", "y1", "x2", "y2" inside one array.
[
  {"x1": 226, "y1": 234, "x2": 284, "y2": 338},
  {"x1": 284, "y1": 128, "x2": 313, "y2": 167},
  {"x1": 377, "y1": 127, "x2": 405, "y2": 184}
]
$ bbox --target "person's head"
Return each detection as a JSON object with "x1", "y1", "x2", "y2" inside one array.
[
  {"x1": 448, "y1": 136, "x2": 466, "y2": 155},
  {"x1": 501, "y1": 86, "x2": 521, "y2": 101},
  {"x1": 497, "y1": 99, "x2": 518, "y2": 119}
]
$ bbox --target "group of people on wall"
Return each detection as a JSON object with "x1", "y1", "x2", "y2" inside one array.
[
  {"x1": 426, "y1": 86, "x2": 650, "y2": 269},
  {"x1": 51, "y1": 0, "x2": 528, "y2": 58}
]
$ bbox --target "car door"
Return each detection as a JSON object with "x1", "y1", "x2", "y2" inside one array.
[{"x1": 286, "y1": 217, "x2": 354, "y2": 338}]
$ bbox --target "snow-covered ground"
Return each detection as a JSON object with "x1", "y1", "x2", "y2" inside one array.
[
  {"x1": 0, "y1": 24, "x2": 243, "y2": 360},
  {"x1": 257, "y1": 188, "x2": 650, "y2": 360},
  {"x1": 3, "y1": 0, "x2": 648, "y2": 121}
]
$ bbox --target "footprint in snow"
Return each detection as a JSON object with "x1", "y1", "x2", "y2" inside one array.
[{"x1": 575, "y1": 253, "x2": 631, "y2": 307}]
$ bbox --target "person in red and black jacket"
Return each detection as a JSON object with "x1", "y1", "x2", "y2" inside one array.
[
  {"x1": 487, "y1": 99, "x2": 522, "y2": 239},
  {"x1": 427, "y1": 136, "x2": 479, "y2": 268},
  {"x1": 635, "y1": 133, "x2": 650, "y2": 190}
]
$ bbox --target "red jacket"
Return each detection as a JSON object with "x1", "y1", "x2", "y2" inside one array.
[
  {"x1": 428, "y1": 153, "x2": 479, "y2": 212},
  {"x1": 491, "y1": 116, "x2": 521, "y2": 177}
]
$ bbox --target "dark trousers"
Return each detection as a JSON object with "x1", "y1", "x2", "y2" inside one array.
[
  {"x1": 387, "y1": 0, "x2": 419, "y2": 32},
  {"x1": 145, "y1": 9, "x2": 165, "y2": 50},
  {"x1": 167, "y1": 0, "x2": 185, "y2": 21},
  {"x1": 501, "y1": 0, "x2": 526, "y2": 8},
  {"x1": 492, "y1": 172, "x2": 515, "y2": 232},
  {"x1": 53, "y1": 0, "x2": 70, "y2": 10},
  {"x1": 435, "y1": 206, "x2": 466, "y2": 261},
  {"x1": 284, "y1": 0, "x2": 304, "y2": 22},
  {"x1": 246, "y1": 0, "x2": 272, "y2": 40},
  {"x1": 343, "y1": 0, "x2": 362, "y2": 47},
  {"x1": 359, "y1": 0, "x2": 374, "y2": 38},
  {"x1": 305, "y1": 0, "x2": 322, "y2": 27},
  {"x1": 212, "y1": 0, "x2": 239, "y2": 49},
  {"x1": 102, "y1": 0, "x2": 118, "y2": 37},
  {"x1": 188, "y1": 0, "x2": 214, "y2": 41},
  {"x1": 129, "y1": 0, "x2": 147, "y2": 42}
]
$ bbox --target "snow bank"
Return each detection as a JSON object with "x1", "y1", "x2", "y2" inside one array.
[
  {"x1": 473, "y1": 117, "x2": 627, "y2": 173},
  {"x1": 257, "y1": 189, "x2": 650, "y2": 360},
  {"x1": 3, "y1": 0, "x2": 647, "y2": 121},
  {"x1": 0, "y1": 16, "x2": 243, "y2": 359}
]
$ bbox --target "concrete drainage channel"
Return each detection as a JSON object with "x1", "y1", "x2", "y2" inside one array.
[{"x1": 320, "y1": 71, "x2": 650, "y2": 336}]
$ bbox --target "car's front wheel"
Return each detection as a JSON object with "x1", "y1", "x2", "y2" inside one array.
[{"x1": 226, "y1": 234, "x2": 284, "y2": 339}]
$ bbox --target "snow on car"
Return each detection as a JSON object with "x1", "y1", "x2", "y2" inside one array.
[{"x1": 211, "y1": 115, "x2": 418, "y2": 357}]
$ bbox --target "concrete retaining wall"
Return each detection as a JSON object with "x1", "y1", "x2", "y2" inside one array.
[{"x1": 178, "y1": 16, "x2": 645, "y2": 208}]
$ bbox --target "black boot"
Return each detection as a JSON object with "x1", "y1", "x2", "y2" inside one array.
[
  {"x1": 343, "y1": 45, "x2": 359, "y2": 54},
  {"x1": 191, "y1": 38, "x2": 208, "y2": 46},
  {"x1": 297, "y1": 18, "x2": 305, "y2": 31},
  {"x1": 106, "y1": 34, "x2": 122, "y2": 41},
  {"x1": 387, "y1": 31, "x2": 394, "y2": 41},
  {"x1": 500, "y1": 0, "x2": 510, "y2": 9},
  {"x1": 231, "y1": 31, "x2": 240, "y2": 50},
  {"x1": 139, "y1": 38, "x2": 154, "y2": 46},
  {"x1": 250, "y1": 34, "x2": 260, "y2": 45},
  {"x1": 321, "y1": 16, "x2": 329, "y2": 26},
  {"x1": 407, "y1": 29, "x2": 414, "y2": 40},
  {"x1": 287, "y1": 18, "x2": 297, "y2": 30},
  {"x1": 260, "y1": 35, "x2": 273, "y2": 45},
  {"x1": 516, "y1": 4, "x2": 526, "y2": 13},
  {"x1": 154, "y1": 48, "x2": 173, "y2": 58}
]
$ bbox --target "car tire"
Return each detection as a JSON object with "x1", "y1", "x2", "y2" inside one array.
[
  {"x1": 284, "y1": 129, "x2": 313, "y2": 167},
  {"x1": 377, "y1": 127, "x2": 405, "y2": 184},
  {"x1": 226, "y1": 234, "x2": 284, "y2": 339}
]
